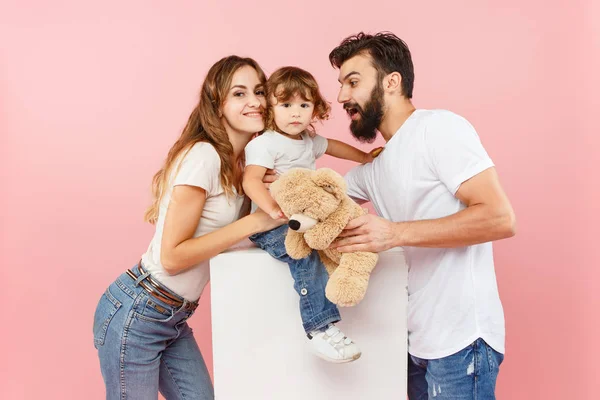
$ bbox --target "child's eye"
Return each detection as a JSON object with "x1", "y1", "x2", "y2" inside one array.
[
  {"x1": 301, "y1": 103, "x2": 312, "y2": 108},
  {"x1": 281, "y1": 103, "x2": 291, "y2": 108}
]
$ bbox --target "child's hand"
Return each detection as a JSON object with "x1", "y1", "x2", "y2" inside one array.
[
  {"x1": 251, "y1": 209, "x2": 287, "y2": 232},
  {"x1": 269, "y1": 207, "x2": 285, "y2": 220},
  {"x1": 370, "y1": 147, "x2": 384, "y2": 158},
  {"x1": 362, "y1": 147, "x2": 384, "y2": 163}
]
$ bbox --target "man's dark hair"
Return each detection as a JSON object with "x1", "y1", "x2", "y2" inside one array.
[{"x1": 329, "y1": 32, "x2": 415, "y2": 99}]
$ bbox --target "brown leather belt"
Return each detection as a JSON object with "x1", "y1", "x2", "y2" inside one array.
[{"x1": 126, "y1": 262, "x2": 198, "y2": 312}]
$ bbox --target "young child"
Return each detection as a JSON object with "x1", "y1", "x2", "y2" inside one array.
[{"x1": 243, "y1": 67, "x2": 381, "y2": 363}]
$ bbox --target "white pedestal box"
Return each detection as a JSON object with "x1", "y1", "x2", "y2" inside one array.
[{"x1": 210, "y1": 246, "x2": 408, "y2": 400}]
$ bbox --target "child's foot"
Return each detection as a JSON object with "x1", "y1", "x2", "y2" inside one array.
[{"x1": 307, "y1": 324, "x2": 361, "y2": 363}]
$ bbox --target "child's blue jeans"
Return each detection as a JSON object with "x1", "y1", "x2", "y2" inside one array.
[{"x1": 249, "y1": 224, "x2": 341, "y2": 333}]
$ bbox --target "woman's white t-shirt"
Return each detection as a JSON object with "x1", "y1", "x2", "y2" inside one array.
[{"x1": 141, "y1": 142, "x2": 245, "y2": 301}]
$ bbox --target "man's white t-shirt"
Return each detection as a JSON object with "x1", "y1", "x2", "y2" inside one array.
[
  {"x1": 345, "y1": 109, "x2": 505, "y2": 359},
  {"x1": 245, "y1": 130, "x2": 329, "y2": 174},
  {"x1": 141, "y1": 142, "x2": 245, "y2": 301}
]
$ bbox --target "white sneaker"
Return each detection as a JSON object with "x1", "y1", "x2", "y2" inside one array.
[{"x1": 308, "y1": 325, "x2": 361, "y2": 363}]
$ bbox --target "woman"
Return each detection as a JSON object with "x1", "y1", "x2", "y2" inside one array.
[{"x1": 92, "y1": 56, "x2": 285, "y2": 399}]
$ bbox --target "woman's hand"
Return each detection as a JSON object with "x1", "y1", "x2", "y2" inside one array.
[{"x1": 262, "y1": 169, "x2": 279, "y2": 189}]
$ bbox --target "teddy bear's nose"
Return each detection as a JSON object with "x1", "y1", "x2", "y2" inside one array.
[{"x1": 288, "y1": 219, "x2": 301, "y2": 231}]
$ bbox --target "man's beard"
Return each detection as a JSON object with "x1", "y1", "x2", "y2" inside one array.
[{"x1": 344, "y1": 83, "x2": 384, "y2": 143}]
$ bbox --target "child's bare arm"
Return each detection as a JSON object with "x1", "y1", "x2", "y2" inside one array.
[
  {"x1": 325, "y1": 139, "x2": 383, "y2": 164},
  {"x1": 242, "y1": 165, "x2": 283, "y2": 219}
]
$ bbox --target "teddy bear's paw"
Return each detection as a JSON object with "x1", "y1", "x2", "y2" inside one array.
[
  {"x1": 304, "y1": 233, "x2": 331, "y2": 251},
  {"x1": 323, "y1": 263, "x2": 337, "y2": 276},
  {"x1": 325, "y1": 273, "x2": 370, "y2": 307}
]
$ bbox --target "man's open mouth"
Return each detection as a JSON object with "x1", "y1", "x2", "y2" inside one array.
[{"x1": 345, "y1": 105, "x2": 361, "y2": 118}]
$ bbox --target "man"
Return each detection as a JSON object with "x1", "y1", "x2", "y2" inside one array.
[{"x1": 329, "y1": 32, "x2": 516, "y2": 399}]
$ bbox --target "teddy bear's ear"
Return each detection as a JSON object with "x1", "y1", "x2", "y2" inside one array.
[
  {"x1": 311, "y1": 168, "x2": 347, "y2": 199},
  {"x1": 322, "y1": 184, "x2": 336, "y2": 195}
]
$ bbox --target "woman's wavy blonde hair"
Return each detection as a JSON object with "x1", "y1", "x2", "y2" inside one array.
[{"x1": 144, "y1": 56, "x2": 266, "y2": 224}]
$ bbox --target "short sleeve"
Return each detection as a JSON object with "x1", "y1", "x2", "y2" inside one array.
[
  {"x1": 344, "y1": 164, "x2": 370, "y2": 202},
  {"x1": 244, "y1": 135, "x2": 277, "y2": 169},
  {"x1": 173, "y1": 142, "x2": 220, "y2": 196},
  {"x1": 425, "y1": 113, "x2": 494, "y2": 195},
  {"x1": 312, "y1": 134, "x2": 329, "y2": 159}
]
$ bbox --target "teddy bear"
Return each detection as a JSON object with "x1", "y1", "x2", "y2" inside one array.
[{"x1": 269, "y1": 167, "x2": 379, "y2": 307}]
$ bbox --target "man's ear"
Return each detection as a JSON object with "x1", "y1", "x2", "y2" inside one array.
[{"x1": 384, "y1": 71, "x2": 402, "y2": 94}]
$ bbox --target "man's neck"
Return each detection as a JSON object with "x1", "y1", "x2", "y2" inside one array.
[{"x1": 379, "y1": 98, "x2": 416, "y2": 142}]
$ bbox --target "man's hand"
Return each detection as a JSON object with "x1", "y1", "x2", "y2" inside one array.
[
  {"x1": 262, "y1": 169, "x2": 279, "y2": 189},
  {"x1": 330, "y1": 213, "x2": 403, "y2": 253}
]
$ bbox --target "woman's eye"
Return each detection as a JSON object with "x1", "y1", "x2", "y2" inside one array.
[
  {"x1": 350, "y1": 81, "x2": 358, "y2": 87},
  {"x1": 256, "y1": 90, "x2": 265, "y2": 96},
  {"x1": 234, "y1": 92, "x2": 245, "y2": 97}
]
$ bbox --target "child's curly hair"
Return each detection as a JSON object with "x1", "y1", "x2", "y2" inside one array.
[{"x1": 265, "y1": 66, "x2": 331, "y2": 134}]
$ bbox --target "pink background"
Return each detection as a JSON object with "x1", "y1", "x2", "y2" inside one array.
[{"x1": 1, "y1": 1, "x2": 597, "y2": 399}]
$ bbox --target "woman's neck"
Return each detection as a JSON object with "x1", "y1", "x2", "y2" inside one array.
[{"x1": 226, "y1": 131, "x2": 253, "y2": 159}]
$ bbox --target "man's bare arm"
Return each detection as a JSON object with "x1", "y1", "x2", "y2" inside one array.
[{"x1": 333, "y1": 168, "x2": 516, "y2": 253}]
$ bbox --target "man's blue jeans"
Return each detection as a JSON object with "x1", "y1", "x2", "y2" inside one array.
[
  {"x1": 408, "y1": 338, "x2": 504, "y2": 399},
  {"x1": 250, "y1": 224, "x2": 341, "y2": 333}
]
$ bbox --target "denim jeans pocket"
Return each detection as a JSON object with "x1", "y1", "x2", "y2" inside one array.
[
  {"x1": 267, "y1": 240, "x2": 289, "y2": 259},
  {"x1": 252, "y1": 228, "x2": 289, "y2": 259},
  {"x1": 93, "y1": 288, "x2": 122, "y2": 348},
  {"x1": 483, "y1": 341, "x2": 504, "y2": 371},
  {"x1": 410, "y1": 354, "x2": 428, "y2": 369},
  {"x1": 133, "y1": 295, "x2": 176, "y2": 323}
]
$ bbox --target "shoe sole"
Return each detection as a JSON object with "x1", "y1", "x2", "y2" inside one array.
[{"x1": 315, "y1": 351, "x2": 362, "y2": 364}]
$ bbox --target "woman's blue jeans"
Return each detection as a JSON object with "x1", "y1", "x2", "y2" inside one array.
[{"x1": 93, "y1": 265, "x2": 214, "y2": 399}]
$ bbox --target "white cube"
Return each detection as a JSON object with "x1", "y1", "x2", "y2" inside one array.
[{"x1": 210, "y1": 246, "x2": 408, "y2": 399}]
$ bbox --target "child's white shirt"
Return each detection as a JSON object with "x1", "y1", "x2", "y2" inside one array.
[
  {"x1": 244, "y1": 130, "x2": 328, "y2": 212},
  {"x1": 244, "y1": 130, "x2": 328, "y2": 174}
]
